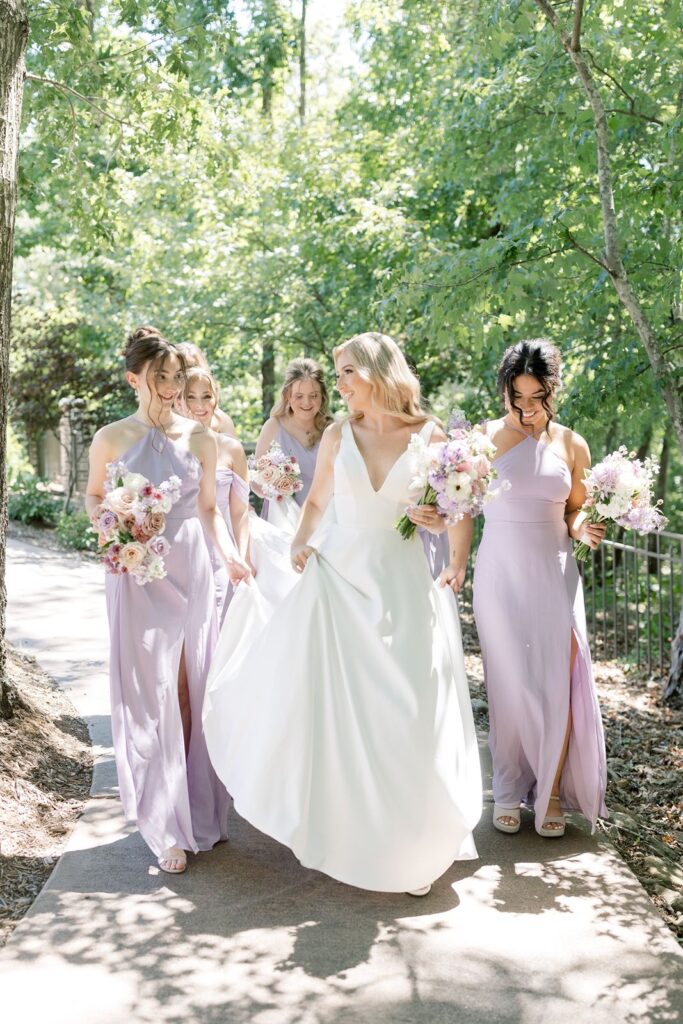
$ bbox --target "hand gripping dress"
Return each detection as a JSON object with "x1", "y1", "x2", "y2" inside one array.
[
  {"x1": 106, "y1": 426, "x2": 230, "y2": 857},
  {"x1": 203, "y1": 420, "x2": 482, "y2": 892},
  {"x1": 473, "y1": 432, "x2": 608, "y2": 831}
]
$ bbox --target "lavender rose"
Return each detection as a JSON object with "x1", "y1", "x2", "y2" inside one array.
[{"x1": 147, "y1": 535, "x2": 170, "y2": 558}]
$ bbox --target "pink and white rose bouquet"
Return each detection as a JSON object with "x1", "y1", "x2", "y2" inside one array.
[
  {"x1": 92, "y1": 462, "x2": 181, "y2": 585},
  {"x1": 396, "y1": 418, "x2": 509, "y2": 540},
  {"x1": 249, "y1": 442, "x2": 303, "y2": 503},
  {"x1": 574, "y1": 446, "x2": 667, "y2": 562}
]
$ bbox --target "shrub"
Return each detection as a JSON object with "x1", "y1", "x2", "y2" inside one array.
[
  {"x1": 55, "y1": 510, "x2": 98, "y2": 552},
  {"x1": 7, "y1": 473, "x2": 61, "y2": 526}
]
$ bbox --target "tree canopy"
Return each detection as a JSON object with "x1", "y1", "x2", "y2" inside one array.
[{"x1": 11, "y1": 0, "x2": 683, "y2": 524}]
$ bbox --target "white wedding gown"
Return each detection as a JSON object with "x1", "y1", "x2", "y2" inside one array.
[{"x1": 203, "y1": 419, "x2": 482, "y2": 892}]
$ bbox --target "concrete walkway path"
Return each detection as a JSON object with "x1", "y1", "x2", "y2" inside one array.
[{"x1": 1, "y1": 535, "x2": 681, "y2": 1024}]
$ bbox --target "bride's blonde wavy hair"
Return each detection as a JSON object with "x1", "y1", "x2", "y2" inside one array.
[{"x1": 333, "y1": 333, "x2": 432, "y2": 425}]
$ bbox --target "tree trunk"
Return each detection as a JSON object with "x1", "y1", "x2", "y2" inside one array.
[
  {"x1": 261, "y1": 337, "x2": 275, "y2": 420},
  {"x1": 533, "y1": 0, "x2": 683, "y2": 454},
  {"x1": 0, "y1": 0, "x2": 29, "y2": 719},
  {"x1": 664, "y1": 607, "x2": 683, "y2": 702},
  {"x1": 299, "y1": 0, "x2": 306, "y2": 126}
]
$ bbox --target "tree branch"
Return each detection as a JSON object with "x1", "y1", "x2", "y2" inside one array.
[
  {"x1": 532, "y1": 0, "x2": 683, "y2": 451},
  {"x1": 571, "y1": 0, "x2": 584, "y2": 52},
  {"x1": 24, "y1": 73, "x2": 143, "y2": 131},
  {"x1": 561, "y1": 224, "x2": 608, "y2": 269},
  {"x1": 604, "y1": 107, "x2": 663, "y2": 126}
]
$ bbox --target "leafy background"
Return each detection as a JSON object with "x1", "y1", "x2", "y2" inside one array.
[{"x1": 11, "y1": 0, "x2": 683, "y2": 526}]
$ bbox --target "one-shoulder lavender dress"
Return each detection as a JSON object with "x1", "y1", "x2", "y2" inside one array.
[
  {"x1": 207, "y1": 467, "x2": 250, "y2": 625},
  {"x1": 473, "y1": 431, "x2": 607, "y2": 831},
  {"x1": 105, "y1": 426, "x2": 230, "y2": 857}
]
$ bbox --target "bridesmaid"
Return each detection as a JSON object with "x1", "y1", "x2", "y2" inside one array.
[
  {"x1": 184, "y1": 366, "x2": 251, "y2": 624},
  {"x1": 86, "y1": 327, "x2": 251, "y2": 874},
  {"x1": 471, "y1": 339, "x2": 607, "y2": 837},
  {"x1": 175, "y1": 342, "x2": 237, "y2": 438},
  {"x1": 255, "y1": 357, "x2": 333, "y2": 525}
]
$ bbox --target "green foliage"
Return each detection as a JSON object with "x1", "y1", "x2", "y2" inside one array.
[
  {"x1": 55, "y1": 509, "x2": 98, "y2": 551},
  {"x1": 13, "y1": 0, "x2": 683, "y2": 532},
  {"x1": 7, "y1": 474, "x2": 61, "y2": 526}
]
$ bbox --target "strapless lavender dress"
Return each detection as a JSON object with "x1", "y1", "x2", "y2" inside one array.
[
  {"x1": 105, "y1": 426, "x2": 229, "y2": 857},
  {"x1": 473, "y1": 433, "x2": 607, "y2": 831}
]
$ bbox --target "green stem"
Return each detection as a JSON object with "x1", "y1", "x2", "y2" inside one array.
[{"x1": 395, "y1": 486, "x2": 439, "y2": 540}]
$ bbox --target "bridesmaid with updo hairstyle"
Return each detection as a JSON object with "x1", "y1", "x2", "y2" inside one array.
[
  {"x1": 471, "y1": 339, "x2": 607, "y2": 838},
  {"x1": 255, "y1": 357, "x2": 334, "y2": 525},
  {"x1": 175, "y1": 342, "x2": 237, "y2": 438},
  {"x1": 86, "y1": 326, "x2": 251, "y2": 875}
]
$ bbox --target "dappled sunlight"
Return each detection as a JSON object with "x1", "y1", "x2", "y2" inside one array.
[{"x1": 2, "y1": 798, "x2": 682, "y2": 1023}]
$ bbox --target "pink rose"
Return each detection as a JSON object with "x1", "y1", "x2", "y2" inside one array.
[
  {"x1": 260, "y1": 467, "x2": 276, "y2": 483},
  {"x1": 275, "y1": 476, "x2": 294, "y2": 495},
  {"x1": 120, "y1": 513, "x2": 138, "y2": 537},
  {"x1": 473, "y1": 456, "x2": 490, "y2": 478},
  {"x1": 119, "y1": 542, "x2": 146, "y2": 570}
]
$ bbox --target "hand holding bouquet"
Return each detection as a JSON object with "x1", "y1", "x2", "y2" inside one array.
[
  {"x1": 92, "y1": 462, "x2": 182, "y2": 585},
  {"x1": 249, "y1": 442, "x2": 303, "y2": 503},
  {"x1": 397, "y1": 419, "x2": 509, "y2": 540},
  {"x1": 574, "y1": 446, "x2": 667, "y2": 562}
]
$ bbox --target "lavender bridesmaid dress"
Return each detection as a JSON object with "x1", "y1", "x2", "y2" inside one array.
[
  {"x1": 420, "y1": 529, "x2": 450, "y2": 579},
  {"x1": 106, "y1": 426, "x2": 229, "y2": 857},
  {"x1": 473, "y1": 430, "x2": 607, "y2": 832},
  {"x1": 261, "y1": 423, "x2": 320, "y2": 526},
  {"x1": 207, "y1": 468, "x2": 250, "y2": 625}
]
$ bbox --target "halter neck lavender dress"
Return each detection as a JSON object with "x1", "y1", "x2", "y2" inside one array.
[
  {"x1": 473, "y1": 430, "x2": 607, "y2": 831},
  {"x1": 105, "y1": 426, "x2": 229, "y2": 858}
]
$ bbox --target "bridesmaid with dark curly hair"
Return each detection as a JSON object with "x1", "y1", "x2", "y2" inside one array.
[{"x1": 472, "y1": 339, "x2": 607, "y2": 838}]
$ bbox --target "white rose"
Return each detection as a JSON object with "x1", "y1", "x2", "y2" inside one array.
[{"x1": 123, "y1": 472, "x2": 148, "y2": 495}]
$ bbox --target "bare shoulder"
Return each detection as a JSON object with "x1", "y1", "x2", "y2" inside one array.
[
  {"x1": 220, "y1": 434, "x2": 245, "y2": 457},
  {"x1": 484, "y1": 417, "x2": 506, "y2": 439},
  {"x1": 568, "y1": 427, "x2": 591, "y2": 462},
  {"x1": 90, "y1": 418, "x2": 133, "y2": 454},
  {"x1": 188, "y1": 422, "x2": 218, "y2": 457},
  {"x1": 428, "y1": 422, "x2": 448, "y2": 444},
  {"x1": 214, "y1": 407, "x2": 235, "y2": 432},
  {"x1": 257, "y1": 417, "x2": 280, "y2": 447},
  {"x1": 322, "y1": 419, "x2": 343, "y2": 443}
]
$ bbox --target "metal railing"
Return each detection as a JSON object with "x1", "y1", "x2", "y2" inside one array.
[
  {"x1": 578, "y1": 529, "x2": 683, "y2": 678},
  {"x1": 460, "y1": 525, "x2": 683, "y2": 679}
]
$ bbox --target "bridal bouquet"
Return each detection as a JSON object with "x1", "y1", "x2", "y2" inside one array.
[
  {"x1": 396, "y1": 418, "x2": 508, "y2": 540},
  {"x1": 574, "y1": 446, "x2": 667, "y2": 562},
  {"x1": 91, "y1": 463, "x2": 182, "y2": 585},
  {"x1": 249, "y1": 442, "x2": 303, "y2": 502}
]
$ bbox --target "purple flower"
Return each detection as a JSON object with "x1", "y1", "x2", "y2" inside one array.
[
  {"x1": 98, "y1": 509, "x2": 118, "y2": 534},
  {"x1": 148, "y1": 535, "x2": 170, "y2": 558}
]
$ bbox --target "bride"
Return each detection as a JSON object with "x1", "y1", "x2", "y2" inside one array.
[{"x1": 203, "y1": 333, "x2": 482, "y2": 894}]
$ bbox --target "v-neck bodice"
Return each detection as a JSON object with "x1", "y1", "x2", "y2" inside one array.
[{"x1": 333, "y1": 419, "x2": 434, "y2": 529}]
